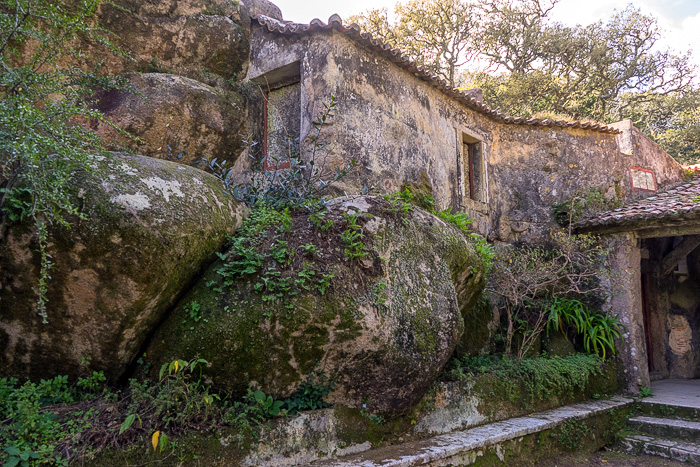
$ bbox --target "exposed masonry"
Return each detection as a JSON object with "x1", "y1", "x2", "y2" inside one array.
[
  {"x1": 313, "y1": 397, "x2": 632, "y2": 466},
  {"x1": 252, "y1": 14, "x2": 621, "y2": 135}
]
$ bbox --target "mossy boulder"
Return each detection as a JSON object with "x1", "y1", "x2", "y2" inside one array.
[
  {"x1": 93, "y1": 73, "x2": 247, "y2": 167},
  {"x1": 0, "y1": 154, "x2": 247, "y2": 382},
  {"x1": 13, "y1": 0, "x2": 251, "y2": 83},
  {"x1": 145, "y1": 196, "x2": 486, "y2": 417},
  {"x1": 94, "y1": 2, "x2": 250, "y2": 81}
]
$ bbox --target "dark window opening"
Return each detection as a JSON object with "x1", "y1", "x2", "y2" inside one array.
[{"x1": 463, "y1": 134, "x2": 484, "y2": 202}]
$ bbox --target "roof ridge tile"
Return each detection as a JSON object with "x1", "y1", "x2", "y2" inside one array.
[{"x1": 251, "y1": 14, "x2": 621, "y2": 135}]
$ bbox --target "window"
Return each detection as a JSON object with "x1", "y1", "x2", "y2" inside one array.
[
  {"x1": 250, "y1": 61, "x2": 301, "y2": 170},
  {"x1": 264, "y1": 81, "x2": 300, "y2": 170},
  {"x1": 462, "y1": 133, "x2": 485, "y2": 203}
]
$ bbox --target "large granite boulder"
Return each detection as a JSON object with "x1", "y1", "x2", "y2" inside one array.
[
  {"x1": 93, "y1": 73, "x2": 247, "y2": 167},
  {"x1": 94, "y1": 1, "x2": 250, "y2": 81},
  {"x1": 243, "y1": 0, "x2": 283, "y2": 20},
  {"x1": 13, "y1": 0, "x2": 250, "y2": 82},
  {"x1": 0, "y1": 154, "x2": 247, "y2": 382},
  {"x1": 145, "y1": 196, "x2": 486, "y2": 417}
]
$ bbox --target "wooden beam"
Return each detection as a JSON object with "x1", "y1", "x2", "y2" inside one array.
[{"x1": 660, "y1": 235, "x2": 700, "y2": 276}]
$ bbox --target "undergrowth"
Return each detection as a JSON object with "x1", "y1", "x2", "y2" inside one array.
[
  {"x1": 444, "y1": 353, "x2": 605, "y2": 404},
  {"x1": 0, "y1": 359, "x2": 335, "y2": 465},
  {"x1": 383, "y1": 187, "x2": 494, "y2": 270}
]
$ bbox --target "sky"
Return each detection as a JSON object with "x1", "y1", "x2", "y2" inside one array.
[{"x1": 271, "y1": 0, "x2": 700, "y2": 66}]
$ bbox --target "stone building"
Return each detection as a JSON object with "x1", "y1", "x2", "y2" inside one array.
[
  {"x1": 578, "y1": 181, "x2": 700, "y2": 390},
  {"x1": 244, "y1": 11, "x2": 696, "y2": 392}
]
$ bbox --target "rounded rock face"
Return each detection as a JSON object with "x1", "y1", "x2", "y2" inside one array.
[
  {"x1": 94, "y1": 0, "x2": 250, "y2": 80},
  {"x1": 93, "y1": 73, "x2": 247, "y2": 167},
  {"x1": 145, "y1": 196, "x2": 485, "y2": 417},
  {"x1": 244, "y1": 0, "x2": 283, "y2": 20},
  {"x1": 13, "y1": 0, "x2": 251, "y2": 82},
  {"x1": 0, "y1": 154, "x2": 247, "y2": 382}
]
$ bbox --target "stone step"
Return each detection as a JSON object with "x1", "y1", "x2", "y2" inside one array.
[
  {"x1": 638, "y1": 400, "x2": 700, "y2": 423},
  {"x1": 628, "y1": 416, "x2": 700, "y2": 442},
  {"x1": 618, "y1": 433, "x2": 700, "y2": 465},
  {"x1": 312, "y1": 397, "x2": 632, "y2": 467}
]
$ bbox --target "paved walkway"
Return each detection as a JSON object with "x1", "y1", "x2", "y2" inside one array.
[
  {"x1": 648, "y1": 379, "x2": 700, "y2": 410},
  {"x1": 312, "y1": 397, "x2": 632, "y2": 466}
]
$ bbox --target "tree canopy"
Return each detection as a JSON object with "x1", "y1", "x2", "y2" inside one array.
[{"x1": 349, "y1": 0, "x2": 700, "y2": 164}]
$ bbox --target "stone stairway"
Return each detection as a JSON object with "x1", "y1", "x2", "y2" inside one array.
[
  {"x1": 617, "y1": 381, "x2": 700, "y2": 466},
  {"x1": 311, "y1": 397, "x2": 632, "y2": 466},
  {"x1": 618, "y1": 416, "x2": 700, "y2": 464}
]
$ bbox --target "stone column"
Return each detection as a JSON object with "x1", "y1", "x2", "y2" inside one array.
[{"x1": 605, "y1": 233, "x2": 650, "y2": 393}]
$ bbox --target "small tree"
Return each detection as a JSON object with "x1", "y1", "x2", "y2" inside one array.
[
  {"x1": 487, "y1": 232, "x2": 610, "y2": 359},
  {"x1": 0, "y1": 0, "x2": 126, "y2": 322},
  {"x1": 350, "y1": 0, "x2": 480, "y2": 87}
]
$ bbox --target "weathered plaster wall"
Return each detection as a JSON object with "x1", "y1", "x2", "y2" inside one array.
[
  {"x1": 248, "y1": 27, "x2": 684, "y2": 243},
  {"x1": 610, "y1": 120, "x2": 684, "y2": 192}
]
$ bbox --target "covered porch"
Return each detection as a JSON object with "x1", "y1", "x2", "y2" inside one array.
[{"x1": 577, "y1": 177, "x2": 700, "y2": 392}]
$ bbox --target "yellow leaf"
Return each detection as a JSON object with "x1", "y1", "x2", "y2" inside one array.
[
  {"x1": 173, "y1": 361, "x2": 179, "y2": 372},
  {"x1": 152, "y1": 431, "x2": 160, "y2": 451}
]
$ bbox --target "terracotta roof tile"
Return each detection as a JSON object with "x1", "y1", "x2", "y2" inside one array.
[
  {"x1": 576, "y1": 177, "x2": 700, "y2": 230},
  {"x1": 252, "y1": 14, "x2": 621, "y2": 135}
]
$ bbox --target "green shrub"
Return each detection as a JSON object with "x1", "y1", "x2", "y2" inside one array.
[
  {"x1": 546, "y1": 297, "x2": 624, "y2": 359},
  {"x1": 0, "y1": 0, "x2": 130, "y2": 323},
  {"x1": 283, "y1": 371, "x2": 335, "y2": 415},
  {"x1": 209, "y1": 96, "x2": 354, "y2": 209},
  {"x1": 445, "y1": 353, "x2": 605, "y2": 404}
]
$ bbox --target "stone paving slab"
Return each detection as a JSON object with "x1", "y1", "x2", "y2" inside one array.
[
  {"x1": 648, "y1": 380, "x2": 700, "y2": 410},
  {"x1": 313, "y1": 397, "x2": 632, "y2": 467}
]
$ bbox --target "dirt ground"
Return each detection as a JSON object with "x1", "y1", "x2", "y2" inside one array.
[{"x1": 539, "y1": 449, "x2": 689, "y2": 466}]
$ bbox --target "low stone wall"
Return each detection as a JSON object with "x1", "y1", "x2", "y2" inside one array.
[{"x1": 88, "y1": 361, "x2": 618, "y2": 465}]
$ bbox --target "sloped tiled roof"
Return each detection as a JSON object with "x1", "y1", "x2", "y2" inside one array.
[
  {"x1": 253, "y1": 14, "x2": 621, "y2": 135},
  {"x1": 576, "y1": 178, "x2": 700, "y2": 231}
]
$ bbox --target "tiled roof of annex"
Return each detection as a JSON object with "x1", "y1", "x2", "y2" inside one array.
[
  {"x1": 576, "y1": 177, "x2": 700, "y2": 230},
  {"x1": 253, "y1": 14, "x2": 621, "y2": 135}
]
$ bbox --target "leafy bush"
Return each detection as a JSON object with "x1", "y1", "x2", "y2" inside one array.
[
  {"x1": 487, "y1": 232, "x2": 611, "y2": 359},
  {"x1": 0, "y1": 375, "x2": 102, "y2": 466},
  {"x1": 546, "y1": 297, "x2": 625, "y2": 359},
  {"x1": 283, "y1": 371, "x2": 335, "y2": 415},
  {"x1": 553, "y1": 189, "x2": 623, "y2": 228},
  {"x1": 0, "y1": 359, "x2": 299, "y2": 464},
  {"x1": 0, "y1": 0, "x2": 129, "y2": 322},
  {"x1": 206, "y1": 96, "x2": 355, "y2": 209}
]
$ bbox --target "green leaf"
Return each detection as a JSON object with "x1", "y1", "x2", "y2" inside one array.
[
  {"x1": 253, "y1": 390, "x2": 266, "y2": 402},
  {"x1": 4, "y1": 447, "x2": 20, "y2": 457},
  {"x1": 120, "y1": 414, "x2": 136, "y2": 434}
]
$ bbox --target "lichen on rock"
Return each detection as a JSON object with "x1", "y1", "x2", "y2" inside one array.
[
  {"x1": 145, "y1": 195, "x2": 486, "y2": 417},
  {"x1": 93, "y1": 73, "x2": 247, "y2": 168},
  {"x1": 0, "y1": 153, "x2": 248, "y2": 382}
]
